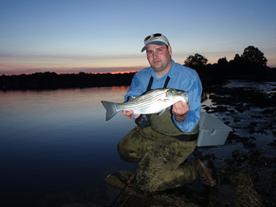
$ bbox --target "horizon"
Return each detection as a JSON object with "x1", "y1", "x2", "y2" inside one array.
[
  {"x1": 1, "y1": 0, "x2": 276, "y2": 75},
  {"x1": 0, "y1": 65, "x2": 143, "y2": 75}
]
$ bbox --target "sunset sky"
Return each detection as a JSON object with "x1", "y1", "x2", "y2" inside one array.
[{"x1": 0, "y1": 0, "x2": 276, "y2": 74}]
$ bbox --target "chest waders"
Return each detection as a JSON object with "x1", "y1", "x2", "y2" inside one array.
[{"x1": 146, "y1": 76, "x2": 199, "y2": 139}]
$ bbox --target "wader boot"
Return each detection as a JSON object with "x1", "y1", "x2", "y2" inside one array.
[
  {"x1": 196, "y1": 159, "x2": 217, "y2": 187},
  {"x1": 105, "y1": 171, "x2": 135, "y2": 190}
]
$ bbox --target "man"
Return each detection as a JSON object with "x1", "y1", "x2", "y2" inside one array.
[{"x1": 108, "y1": 33, "x2": 215, "y2": 193}]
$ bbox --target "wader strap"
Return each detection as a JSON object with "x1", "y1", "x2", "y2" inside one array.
[
  {"x1": 163, "y1": 76, "x2": 170, "y2": 88},
  {"x1": 146, "y1": 76, "x2": 170, "y2": 92},
  {"x1": 146, "y1": 76, "x2": 154, "y2": 92}
]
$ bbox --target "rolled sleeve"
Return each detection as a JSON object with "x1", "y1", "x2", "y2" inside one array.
[{"x1": 173, "y1": 73, "x2": 202, "y2": 132}]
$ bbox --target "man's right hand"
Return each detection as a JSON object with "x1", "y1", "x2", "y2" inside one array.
[{"x1": 122, "y1": 110, "x2": 140, "y2": 119}]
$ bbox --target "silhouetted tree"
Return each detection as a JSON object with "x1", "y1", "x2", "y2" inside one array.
[
  {"x1": 241, "y1": 45, "x2": 267, "y2": 67},
  {"x1": 227, "y1": 46, "x2": 268, "y2": 79},
  {"x1": 233, "y1": 54, "x2": 240, "y2": 60},
  {"x1": 184, "y1": 53, "x2": 208, "y2": 71},
  {"x1": 228, "y1": 54, "x2": 243, "y2": 76},
  {"x1": 217, "y1": 57, "x2": 228, "y2": 65}
]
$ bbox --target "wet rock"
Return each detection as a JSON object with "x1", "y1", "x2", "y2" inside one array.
[
  {"x1": 242, "y1": 136, "x2": 256, "y2": 148},
  {"x1": 212, "y1": 105, "x2": 228, "y2": 112},
  {"x1": 212, "y1": 169, "x2": 264, "y2": 207},
  {"x1": 231, "y1": 150, "x2": 248, "y2": 163},
  {"x1": 230, "y1": 172, "x2": 264, "y2": 207},
  {"x1": 263, "y1": 108, "x2": 274, "y2": 115},
  {"x1": 268, "y1": 139, "x2": 276, "y2": 147},
  {"x1": 226, "y1": 133, "x2": 242, "y2": 144},
  {"x1": 202, "y1": 106, "x2": 210, "y2": 111},
  {"x1": 272, "y1": 170, "x2": 276, "y2": 184},
  {"x1": 247, "y1": 150, "x2": 274, "y2": 167},
  {"x1": 233, "y1": 117, "x2": 241, "y2": 123},
  {"x1": 117, "y1": 187, "x2": 201, "y2": 207},
  {"x1": 207, "y1": 184, "x2": 236, "y2": 207}
]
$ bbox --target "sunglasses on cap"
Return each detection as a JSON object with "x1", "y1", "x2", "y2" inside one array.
[{"x1": 144, "y1": 33, "x2": 162, "y2": 42}]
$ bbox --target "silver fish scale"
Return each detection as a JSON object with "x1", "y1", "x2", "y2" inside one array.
[
  {"x1": 117, "y1": 89, "x2": 167, "y2": 111},
  {"x1": 117, "y1": 88, "x2": 184, "y2": 114}
]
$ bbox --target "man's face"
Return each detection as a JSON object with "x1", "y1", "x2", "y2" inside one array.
[{"x1": 146, "y1": 44, "x2": 172, "y2": 75}]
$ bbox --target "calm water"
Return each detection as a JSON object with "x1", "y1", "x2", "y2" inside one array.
[
  {"x1": 0, "y1": 87, "x2": 136, "y2": 206},
  {"x1": 1, "y1": 82, "x2": 275, "y2": 206}
]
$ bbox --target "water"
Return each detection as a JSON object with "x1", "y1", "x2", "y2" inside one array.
[
  {"x1": 0, "y1": 82, "x2": 275, "y2": 206},
  {"x1": 0, "y1": 87, "x2": 136, "y2": 206}
]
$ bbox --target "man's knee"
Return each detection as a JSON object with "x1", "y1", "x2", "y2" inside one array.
[{"x1": 117, "y1": 135, "x2": 142, "y2": 162}]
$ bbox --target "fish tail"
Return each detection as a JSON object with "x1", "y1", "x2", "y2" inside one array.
[{"x1": 101, "y1": 101, "x2": 119, "y2": 121}]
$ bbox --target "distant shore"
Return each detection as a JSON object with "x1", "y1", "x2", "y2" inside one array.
[
  {"x1": 0, "y1": 67, "x2": 275, "y2": 91},
  {"x1": 0, "y1": 72, "x2": 134, "y2": 90}
]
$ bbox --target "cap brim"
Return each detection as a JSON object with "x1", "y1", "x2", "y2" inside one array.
[{"x1": 141, "y1": 41, "x2": 167, "y2": 52}]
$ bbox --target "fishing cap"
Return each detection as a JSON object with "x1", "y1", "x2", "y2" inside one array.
[{"x1": 141, "y1": 33, "x2": 170, "y2": 52}]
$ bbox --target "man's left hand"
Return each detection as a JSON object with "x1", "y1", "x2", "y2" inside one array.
[{"x1": 172, "y1": 101, "x2": 189, "y2": 122}]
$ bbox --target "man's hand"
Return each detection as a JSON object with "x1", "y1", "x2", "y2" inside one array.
[
  {"x1": 172, "y1": 101, "x2": 189, "y2": 122},
  {"x1": 122, "y1": 110, "x2": 140, "y2": 119}
]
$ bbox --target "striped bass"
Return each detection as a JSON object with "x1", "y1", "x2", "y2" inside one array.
[{"x1": 101, "y1": 88, "x2": 188, "y2": 121}]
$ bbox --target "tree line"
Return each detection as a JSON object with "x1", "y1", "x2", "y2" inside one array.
[
  {"x1": 184, "y1": 45, "x2": 274, "y2": 80},
  {"x1": 0, "y1": 72, "x2": 134, "y2": 90},
  {"x1": 0, "y1": 45, "x2": 275, "y2": 90}
]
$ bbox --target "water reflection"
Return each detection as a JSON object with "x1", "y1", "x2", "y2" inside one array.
[{"x1": 0, "y1": 87, "x2": 135, "y2": 206}]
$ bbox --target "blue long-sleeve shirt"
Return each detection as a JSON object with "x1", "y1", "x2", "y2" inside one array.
[{"x1": 125, "y1": 60, "x2": 202, "y2": 133}]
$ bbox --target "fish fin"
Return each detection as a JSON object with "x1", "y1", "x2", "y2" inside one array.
[{"x1": 101, "y1": 101, "x2": 119, "y2": 121}]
